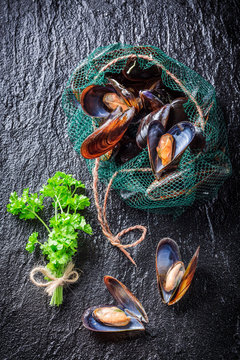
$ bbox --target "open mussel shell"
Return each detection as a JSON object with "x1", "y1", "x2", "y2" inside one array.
[
  {"x1": 80, "y1": 84, "x2": 128, "y2": 118},
  {"x1": 168, "y1": 246, "x2": 200, "y2": 305},
  {"x1": 156, "y1": 238, "x2": 182, "y2": 303},
  {"x1": 156, "y1": 238, "x2": 200, "y2": 305},
  {"x1": 82, "y1": 276, "x2": 148, "y2": 335},
  {"x1": 82, "y1": 305, "x2": 145, "y2": 334},
  {"x1": 104, "y1": 276, "x2": 149, "y2": 324},
  {"x1": 80, "y1": 107, "x2": 135, "y2": 159},
  {"x1": 108, "y1": 78, "x2": 142, "y2": 112},
  {"x1": 148, "y1": 121, "x2": 196, "y2": 180}
]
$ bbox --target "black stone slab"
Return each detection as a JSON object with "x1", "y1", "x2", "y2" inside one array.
[{"x1": 0, "y1": 0, "x2": 239, "y2": 359}]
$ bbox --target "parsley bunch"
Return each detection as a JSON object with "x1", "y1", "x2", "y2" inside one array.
[{"x1": 7, "y1": 172, "x2": 92, "y2": 306}]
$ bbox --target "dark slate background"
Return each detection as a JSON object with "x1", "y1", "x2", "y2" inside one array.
[{"x1": 1, "y1": 0, "x2": 239, "y2": 359}]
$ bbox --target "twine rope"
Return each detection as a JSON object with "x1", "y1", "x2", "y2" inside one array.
[
  {"x1": 89, "y1": 50, "x2": 209, "y2": 264},
  {"x1": 92, "y1": 158, "x2": 147, "y2": 266},
  {"x1": 29, "y1": 262, "x2": 79, "y2": 296}
]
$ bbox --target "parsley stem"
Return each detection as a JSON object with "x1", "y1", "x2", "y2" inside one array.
[
  {"x1": 55, "y1": 196, "x2": 63, "y2": 213},
  {"x1": 34, "y1": 212, "x2": 51, "y2": 233},
  {"x1": 55, "y1": 201, "x2": 57, "y2": 221},
  {"x1": 67, "y1": 185, "x2": 77, "y2": 214}
]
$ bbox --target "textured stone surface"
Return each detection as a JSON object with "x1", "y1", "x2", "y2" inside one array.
[{"x1": 0, "y1": 0, "x2": 239, "y2": 359}]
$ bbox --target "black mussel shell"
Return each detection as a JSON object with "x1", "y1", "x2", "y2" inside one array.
[
  {"x1": 161, "y1": 84, "x2": 186, "y2": 101},
  {"x1": 104, "y1": 72, "x2": 157, "y2": 98},
  {"x1": 108, "y1": 78, "x2": 142, "y2": 112},
  {"x1": 104, "y1": 276, "x2": 149, "y2": 324},
  {"x1": 146, "y1": 168, "x2": 191, "y2": 201},
  {"x1": 148, "y1": 121, "x2": 195, "y2": 180},
  {"x1": 136, "y1": 105, "x2": 170, "y2": 149},
  {"x1": 166, "y1": 97, "x2": 189, "y2": 130},
  {"x1": 151, "y1": 80, "x2": 186, "y2": 103},
  {"x1": 156, "y1": 238, "x2": 182, "y2": 303},
  {"x1": 115, "y1": 137, "x2": 142, "y2": 165},
  {"x1": 156, "y1": 238, "x2": 200, "y2": 305},
  {"x1": 82, "y1": 276, "x2": 148, "y2": 335},
  {"x1": 139, "y1": 90, "x2": 164, "y2": 112},
  {"x1": 168, "y1": 247, "x2": 200, "y2": 305},
  {"x1": 82, "y1": 305, "x2": 145, "y2": 333}
]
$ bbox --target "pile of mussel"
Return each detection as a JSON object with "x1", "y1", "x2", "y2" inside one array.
[{"x1": 76, "y1": 59, "x2": 205, "y2": 180}]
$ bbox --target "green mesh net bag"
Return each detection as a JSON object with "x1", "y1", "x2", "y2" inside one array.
[{"x1": 62, "y1": 44, "x2": 231, "y2": 216}]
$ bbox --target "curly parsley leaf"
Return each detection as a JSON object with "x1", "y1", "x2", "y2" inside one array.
[
  {"x1": 26, "y1": 232, "x2": 39, "y2": 253},
  {"x1": 66, "y1": 194, "x2": 90, "y2": 211},
  {"x1": 40, "y1": 172, "x2": 86, "y2": 211},
  {"x1": 7, "y1": 189, "x2": 44, "y2": 220}
]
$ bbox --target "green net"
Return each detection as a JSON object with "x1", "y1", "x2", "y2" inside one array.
[{"x1": 62, "y1": 44, "x2": 231, "y2": 215}]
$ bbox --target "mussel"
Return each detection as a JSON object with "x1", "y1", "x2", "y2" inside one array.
[
  {"x1": 82, "y1": 276, "x2": 149, "y2": 335},
  {"x1": 148, "y1": 121, "x2": 196, "y2": 180},
  {"x1": 78, "y1": 65, "x2": 200, "y2": 182},
  {"x1": 148, "y1": 79, "x2": 182, "y2": 105},
  {"x1": 80, "y1": 84, "x2": 128, "y2": 118},
  {"x1": 122, "y1": 58, "x2": 162, "y2": 82},
  {"x1": 139, "y1": 90, "x2": 164, "y2": 112},
  {"x1": 145, "y1": 168, "x2": 193, "y2": 201},
  {"x1": 81, "y1": 107, "x2": 135, "y2": 159},
  {"x1": 136, "y1": 104, "x2": 171, "y2": 149},
  {"x1": 156, "y1": 238, "x2": 200, "y2": 305},
  {"x1": 108, "y1": 78, "x2": 142, "y2": 112},
  {"x1": 167, "y1": 97, "x2": 189, "y2": 130},
  {"x1": 189, "y1": 127, "x2": 206, "y2": 152}
]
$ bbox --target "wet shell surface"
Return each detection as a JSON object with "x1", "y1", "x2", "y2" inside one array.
[
  {"x1": 156, "y1": 237, "x2": 200, "y2": 305},
  {"x1": 82, "y1": 276, "x2": 148, "y2": 333},
  {"x1": 139, "y1": 90, "x2": 164, "y2": 112},
  {"x1": 82, "y1": 305, "x2": 145, "y2": 333},
  {"x1": 108, "y1": 78, "x2": 142, "y2": 112},
  {"x1": 80, "y1": 107, "x2": 135, "y2": 159},
  {"x1": 80, "y1": 84, "x2": 119, "y2": 118},
  {"x1": 148, "y1": 121, "x2": 196, "y2": 180},
  {"x1": 136, "y1": 104, "x2": 171, "y2": 149}
]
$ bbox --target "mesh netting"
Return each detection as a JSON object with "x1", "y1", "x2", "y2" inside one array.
[{"x1": 62, "y1": 44, "x2": 231, "y2": 215}]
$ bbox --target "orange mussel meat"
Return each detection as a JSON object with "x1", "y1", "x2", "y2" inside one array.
[{"x1": 156, "y1": 133, "x2": 175, "y2": 166}]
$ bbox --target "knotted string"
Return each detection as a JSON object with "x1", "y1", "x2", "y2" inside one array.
[
  {"x1": 92, "y1": 158, "x2": 147, "y2": 266},
  {"x1": 89, "y1": 52, "x2": 209, "y2": 265},
  {"x1": 29, "y1": 262, "x2": 79, "y2": 296}
]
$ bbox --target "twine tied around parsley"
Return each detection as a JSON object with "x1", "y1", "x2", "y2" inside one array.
[
  {"x1": 30, "y1": 262, "x2": 79, "y2": 296},
  {"x1": 7, "y1": 172, "x2": 92, "y2": 306}
]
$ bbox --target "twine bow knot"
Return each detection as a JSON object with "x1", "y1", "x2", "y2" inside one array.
[{"x1": 30, "y1": 262, "x2": 79, "y2": 296}]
